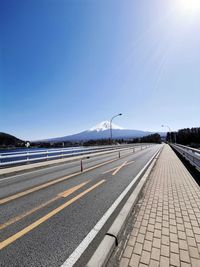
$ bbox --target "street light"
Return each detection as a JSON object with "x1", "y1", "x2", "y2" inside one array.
[
  {"x1": 161, "y1": 124, "x2": 172, "y2": 143},
  {"x1": 110, "y1": 113, "x2": 122, "y2": 144}
]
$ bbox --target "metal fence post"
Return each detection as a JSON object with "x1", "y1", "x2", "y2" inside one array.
[{"x1": 81, "y1": 160, "x2": 83, "y2": 172}]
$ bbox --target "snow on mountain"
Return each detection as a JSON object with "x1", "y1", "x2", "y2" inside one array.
[
  {"x1": 36, "y1": 121, "x2": 166, "y2": 142},
  {"x1": 89, "y1": 121, "x2": 124, "y2": 132}
]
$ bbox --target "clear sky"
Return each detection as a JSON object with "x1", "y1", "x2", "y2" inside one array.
[{"x1": 1, "y1": 0, "x2": 200, "y2": 140}]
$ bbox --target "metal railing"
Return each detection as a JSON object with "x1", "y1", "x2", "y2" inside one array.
[
  {"x1": 171, "y1": 144, "x2": 200, "y2": 171},
  {"x1": 0, "y1": 144, "x2": 152, "y2": 167}
]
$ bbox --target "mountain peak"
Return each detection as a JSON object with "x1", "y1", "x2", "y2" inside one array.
[{"x1": 89, "y1": 121, "x2": 124, "y2": 132}]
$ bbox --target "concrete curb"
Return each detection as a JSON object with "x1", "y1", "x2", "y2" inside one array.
[{"x1": 86, "y1": 146, "x2": 163, "y2": 267}]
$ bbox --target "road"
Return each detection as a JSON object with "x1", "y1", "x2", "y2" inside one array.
[{"x1": 0, "y1": 145, "x2": 161, "y2": 266}]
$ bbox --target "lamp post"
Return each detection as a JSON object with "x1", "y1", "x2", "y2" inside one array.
[
  {"x1": 110, "y1": 113, "x2": 122, "y2": 144},
  {"x1": 161, "y1": 124, "x2": 172, "y2": 143}
]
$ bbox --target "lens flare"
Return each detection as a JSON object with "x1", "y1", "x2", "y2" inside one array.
[{"x1": 180, "y1": 0, "x2": 200, "y2": 12}]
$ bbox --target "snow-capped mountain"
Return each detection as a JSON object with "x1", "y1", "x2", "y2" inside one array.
[
  {"x1": 89, "y1": 121, "x2": 123, "y2": 131},
  {"x1": 38, "y1": 121, "x2": 165, "y2": 142}
]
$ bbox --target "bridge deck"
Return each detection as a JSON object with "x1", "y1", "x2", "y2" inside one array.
[{"x1": 116, "y1": 144, "x2": 200, "y2": 267}]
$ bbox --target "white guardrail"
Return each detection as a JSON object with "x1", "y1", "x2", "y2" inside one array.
[
  {"x1": 0, "y1": 144, "x2": 148, "y2": 167},
  {"x1": 171, "y1": 143, "x2": 200, "y2": 172}
]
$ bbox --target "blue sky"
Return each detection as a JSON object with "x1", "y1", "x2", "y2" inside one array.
[{"x1": 1, "y1": 0, "x2": 200, "y2": 140}]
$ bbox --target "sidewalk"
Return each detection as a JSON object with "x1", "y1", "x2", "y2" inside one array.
[{"x1": 116, "y1": 144, "x2": 200, "y2": 267}]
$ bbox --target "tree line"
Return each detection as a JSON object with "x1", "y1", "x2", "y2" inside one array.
[{"x1": 166, "y1": 127, "x2": 200, "y2": 147}]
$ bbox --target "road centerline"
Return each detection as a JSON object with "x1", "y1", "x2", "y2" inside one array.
[
  {"x1": 0, "y1": 157, "x2": 117, "y2": 205},
  {"x1": 0, "y1": 181, "x2": 89, "y2": 231},
  {"x1": 0, "y1": 179, "x2": 106, "y2": 250}
]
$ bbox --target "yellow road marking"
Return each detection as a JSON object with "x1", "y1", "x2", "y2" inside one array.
[
  {"x1": 0, "y1": 179, "x2": 105, "y2": 250},
  {"x1": 125, "y1": 160, "x2": 135, "y2": 166},
  {"x1": 102, "y1": 160, "x2": 135, "y2": 175},
  {"x1": 58, "y1": 181, "x2": 88, "y2": 198},
  {"x1": 0, "y1": 181, "x2": 89, "y2": 231},
  {"x1": 112, "y1": 161, "x2": 128, "y2": 176},
  {"x1": 102, "y1": 167, "x2": 117, "y2": 174},
  {"x1": 0, "y1": 157, "x2": 116, "y2": 205}
]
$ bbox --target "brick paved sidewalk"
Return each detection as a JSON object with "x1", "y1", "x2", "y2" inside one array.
[{"x1": 118, "y1": 144, "x2": 200, "y2": 267}]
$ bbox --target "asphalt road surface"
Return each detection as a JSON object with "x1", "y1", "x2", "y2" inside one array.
[{"x1": 0, "y1": 145, "x2": 161, "y2": 267}]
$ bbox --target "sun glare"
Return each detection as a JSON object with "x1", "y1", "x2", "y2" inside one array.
[{"x1": 179, "y1": 0, "x2": 200, "y2": 13}]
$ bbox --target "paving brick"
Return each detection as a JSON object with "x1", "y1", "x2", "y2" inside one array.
[
  {"x1": 129, "y1": 253, "x2": 140, "y2": 267},
  {"x1": 139, "y1": 226, "x2": 147, "y2": 235},
  {"x1": 143, "y1": 240, "x2": 152, "y2": 252},
  {"x1": 179, "y1": 240, "x2": 188, "y2": 250},
  {"x1": 155, "y1": 222, "x2": 162, "y2": 230},
  {"x1": 151, "y1": 247, "x2": 160, "y2": 261},
  {"x1": 137, "y1": 234, "x2": 145, "y2": 244},
  {"x1": 171, "y1": 242, "x2": 179, "y2": 254},
  {"x1": 162, "y1": 227, "x2": 170, "y2": 237},
  {"x1": 160, "y1": 256, "x2": 169, "y2": 267},
  {"x1": 123, "y1": 245, "x2": 133, "y2": 258},
  {"x1": 187, "y1": 237, "x2": 197, "y2": 247},
  {"x1": 161, "y1": 244, "x2": 170, "y2": 257},
  {"x1": 162, "y1": 235, "x2": 170, "y2": 246},
  {"x1": 128, "y1": 236, "x2": 137, "y2": 247},
  {"x1": 134, "y1": 242, "x2": 143, "y2": 255},
  {"x1": 146, "y1": 231, "x2": 153, "y2": 241},
  {"x1": 177, "y1": 218, "x2": 184, "y2": 224},
  {"x1": 191, "y1": 220, "x2": 199, "y2": 227},
  {"x1": 195, "y1": 234, "x2": 200, "y2": 243},
  {"x1": 170, "y1": 232, "x2": 178, "y2": 243},
  {"x1": 181, "y1": 262, "x2": 192, "y2": 267},
  {"x1": 186, "y1": 229, "x2": 194, "y2": 237},
  {"x1": 149, "y1": 259, "x2": 159, "y2": 267},
  {"x1": 141, "y1": 219, "x2": 148, "y2": 227},
  {"x1": 189, "y1": 246, "x2": 200, "y2": 259},
  {"x1": 119, "y1": 257, "x2": 129, "y2": 267},
  {"x1": 140, "y1": 250, "x2": 150, "y2": 265},
  {"x1": 170, "y1": 225, "x2": 178, "y2": 234},
  {"x1": 150, "y1": 212, "x2": 156, "y2": 219},
  {"x1": 147, "y1": 224, "x2": 154, "y2": 232},
  {"x1": 163, "y1": 221, "x2": 169, "y2": 228},
  {"x1": 153, "y1": 237, "x2": 161, "y2": 249},
  {"x1": 156, "y1": 216, "x2": 162, "y2": 224},
  {"x1": 154, "y1": 229, "x2": 162, "y2": 239},
  {"x1": 170, "y1": 252, "x2": 180, "y2": 266},
  {"x1": 149, "y1": 218, "x2": 155, "y2": 225},
  {"x1": 180, "y1": 249, "x2": 190, "y2": 263},
  {"x1": 131, "y1": 228, "x2": 139, "y2": 237},
  {"x1": 190, "y1": 257, "x2": 200, "y2": 267},
  {"x1": 112, "y1": 145, "x2": 200, "y2": 267},
  {"x1": 184, "y1": 222, "x2": 192, "y2": 229},
  {"x1": 178, "y1": 230, "x2": 187, "y2": 240}
]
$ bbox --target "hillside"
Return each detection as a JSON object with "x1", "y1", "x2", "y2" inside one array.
[{"x1": 0, "y1": 132, "x2": 24, "y2": 147}]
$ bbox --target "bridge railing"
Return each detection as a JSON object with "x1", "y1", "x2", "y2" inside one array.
[
  {"x1": 0, "y1": 144, "x2": 151, "y2": 167},
  {"x1": 171, "y1": 143, "x2": 200, "y2": 171}
]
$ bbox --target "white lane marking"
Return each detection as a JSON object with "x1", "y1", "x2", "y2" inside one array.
[{"x1": 61, "y1": 147, "x2": 161, "y2": 267}]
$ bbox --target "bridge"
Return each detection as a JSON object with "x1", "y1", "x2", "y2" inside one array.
[{"x1": 0, "y1": 143, "x2": 199, "y2": 266}]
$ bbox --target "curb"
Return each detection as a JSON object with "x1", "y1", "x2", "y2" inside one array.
[{"x1": 86, "y1": 146, "x2": 163, "y2": 267}]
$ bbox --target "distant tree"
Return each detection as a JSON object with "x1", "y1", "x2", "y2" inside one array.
[
  {"x1": 166, "y1": 127, "x2": 200, "y2": 147},
  {"x1": 0, "y1": 132, "x2": 24, "y2": 148}
]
